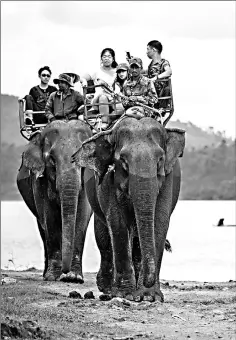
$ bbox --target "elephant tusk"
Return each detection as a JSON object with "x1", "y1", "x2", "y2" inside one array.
[{"x1": 35, "y1": 170, "x2": 44, "y2": 179}]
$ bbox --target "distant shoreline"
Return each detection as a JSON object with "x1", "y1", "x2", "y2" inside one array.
[{"x1": 2, "y1": 270, "x2": 235, "y2": 284}]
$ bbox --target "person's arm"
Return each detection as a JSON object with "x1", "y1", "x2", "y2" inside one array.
[
  {"x1": 45, "y1": 93, "x2": 55, "y2": 122},
  {"x1": 75, "y1": 91, "x2": 84, "y2": 108},
  {"x1": 120, "y1": 86, "x2": 132, "y2": 109},
  {"x1": 29, "y1": 87, "x2": 37, "y2": 100},
  {"x1": 145, "y1": 81, "x2": 158, "y2": 106},
  {"x1": 80, "y1": 73, "x2": 93, "y2": 87},
  {"x1": 157, "y1": 61, "x2": 172, "y2": 79}
]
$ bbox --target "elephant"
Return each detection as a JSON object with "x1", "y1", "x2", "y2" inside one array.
[
  {"x1": 72, "y1": 116, "x2": 185, "y2": 302},
  {"x1": 17, "y1": 120, "x2": 93, "y2": 282}
]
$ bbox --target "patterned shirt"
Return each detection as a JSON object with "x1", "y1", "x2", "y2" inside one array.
[
  {"x1": 122, "y1": 75, "x2": 158, "y2": 109},
  {"x1": 147, "y1": 59, "x2": 171, "y2": 94}
]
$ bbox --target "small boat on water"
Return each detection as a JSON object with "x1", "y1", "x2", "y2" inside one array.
[{"x1": 213, "y1": 218, "x2": 236, "y2": 227}]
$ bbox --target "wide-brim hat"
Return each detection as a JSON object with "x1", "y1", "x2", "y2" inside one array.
[
  {"x1": 129, "y1": 57, "x2": 143, "y2": 68},
  {"x1": 64, "y1": 72, "x2": 80, "y2": 83},
  {"x1": 53, "y1": 73, "x2": 74, "y2": 87},
  {"x1": 116, "y1": 63, "x2": 129, "y2": 72}
]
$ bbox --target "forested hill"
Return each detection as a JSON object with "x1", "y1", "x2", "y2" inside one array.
[
  {"x1": 1, "y1": 94, "x2": 232, "y2": 148},
  {"x1": 1, "y1": 93, "x2": 235, "y2": 200}
]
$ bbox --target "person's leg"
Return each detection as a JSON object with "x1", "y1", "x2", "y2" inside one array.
[
  {"x1": 114, "y1": 102, "x2": 125, "y2": 115},
  {"x1": 99, "y1": 94, "x2": 109, "y2": 123},
  {"x1": 159, "y1": 86, "x2": 171, "y2": 109},
  {"x1": 95, "y1": 94, "x2": 110, "y2": 130},
  {"x1": 24, "y1": 95, "x2": 34, "y2": 110}
]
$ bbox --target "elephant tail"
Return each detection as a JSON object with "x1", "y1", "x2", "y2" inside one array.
[{"x1": 165, "y1": 239, "x2": 172, "y2": 252}]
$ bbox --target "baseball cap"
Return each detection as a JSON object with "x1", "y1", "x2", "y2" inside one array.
[
  {"x1": 129, "y1": 57, "x2": 143, "y2": 68},
  {"x1": 116, "y1": 63, "x2": 129, "y2": 72}
]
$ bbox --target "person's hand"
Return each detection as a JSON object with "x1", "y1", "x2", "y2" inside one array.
[
  {"x1": 80, "y1": 78, "x2": 87, "y2": 87},
  {"x1": 136, "y1": 96, "x2": 146, "y2": 103},
  {"x1": 97, "y1": 78, "x2": 108, "y2": 87},
  {"x1": 150, "y1": 76, "x2": 158, "y2": 82},
  {"x1": 129, "y1": 96, "x2": 137, "y2": 102}
]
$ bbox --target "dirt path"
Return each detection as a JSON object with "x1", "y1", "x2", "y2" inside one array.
[{"x1": 1, "y1": 270, "x2": 236, "y2": 340}]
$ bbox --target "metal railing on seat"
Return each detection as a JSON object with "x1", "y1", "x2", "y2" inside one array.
[
  {"x1": 155, "y1": 77, "x2": 174, "y2": 126},
  {"x1": 18, "y1": 98, "x2": 47, "y2": 140},
  {"x1": 81, "y1": 78, "x2": 174, "y2": 129}
]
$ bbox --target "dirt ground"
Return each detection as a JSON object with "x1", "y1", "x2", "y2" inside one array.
[{"x1": 1, "y1": 270, "x2": 236, "y2": 340}]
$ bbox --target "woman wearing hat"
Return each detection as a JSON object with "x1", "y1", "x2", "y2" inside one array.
[{"x1": 115, "y1": 63, "x2": 129, "y2": 93}]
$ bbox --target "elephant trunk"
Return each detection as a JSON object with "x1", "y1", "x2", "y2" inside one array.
[
  {"x1": 129, "y1": 175, "x2": 158, "y2": 288},
  {"x1": 58, "y1": 169, "x2": 81, "y2": 274}
]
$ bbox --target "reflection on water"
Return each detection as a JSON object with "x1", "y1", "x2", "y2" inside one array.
[{"x1": 1, "y1": 201, "x2": 235, "y2": 282}]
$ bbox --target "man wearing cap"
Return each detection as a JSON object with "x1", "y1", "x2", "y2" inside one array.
[
  {"x1": 45, "y1": 73, "x2": 84, "y2": 122},
  {"x1": 121, "y1": 57, "x2": 158, "y2": 117}
]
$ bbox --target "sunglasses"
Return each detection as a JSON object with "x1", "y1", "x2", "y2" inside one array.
[{"x1": 41, "y1": 74, "x2": 51, "y2": 77}]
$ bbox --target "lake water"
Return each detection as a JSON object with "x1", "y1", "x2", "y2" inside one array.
[{"x1": 1, "y1": 201, "x2": 235, "y2": 282}]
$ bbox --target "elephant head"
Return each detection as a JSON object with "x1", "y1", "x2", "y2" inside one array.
[
  {"x1": 72, "y1": 117, "x2": 185, "y2": 288},
  {"x1": 22, "y1": 120, "x2": 92, "y2": 274}
]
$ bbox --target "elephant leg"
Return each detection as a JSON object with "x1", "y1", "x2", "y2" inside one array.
[
  {"x1": 17, "y1": 173, "x2": 49, "y2": 277},
  {"x1": 44, "y1": 204, "x2": 62, "y2": 281},
  {"x1": 136, "y1": 173, "x2": 173, "y2": 303},
  {"x1": 36, "y1": 220, "x2": 48, "y2": 277},
  {"x1": 132, "y1": 234, "x2": 141, "y2": 286},
  {"x1": 60, "y1": 189, "x2": 92, "y2": 283},
  {"x1": 106, "y1": 204, "x2": 136, "y2": 300},
  {"x1": 94, "y1": 214, "x2": 113, "y2": 294}
]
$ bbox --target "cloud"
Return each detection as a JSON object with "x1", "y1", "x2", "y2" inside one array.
[
  {"x1": 1, "y1": 1, "x2": 235, "y2": 137},
  {"x1": 40, "y1": 1, "x2": 235, "y2": 39},
  {"x1": 42, "y1": 1, "x2": 131, "y2": 29}
]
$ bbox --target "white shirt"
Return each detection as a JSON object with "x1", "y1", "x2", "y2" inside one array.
[{"x1": 83, "y1": 66, "x2": 118, "y2": 95}]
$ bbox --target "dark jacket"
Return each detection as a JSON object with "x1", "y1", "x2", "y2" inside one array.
[{"x1": 45, "y1": 89, "x2": 84, "y2": 121}]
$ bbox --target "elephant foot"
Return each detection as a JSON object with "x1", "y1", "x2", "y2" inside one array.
[
  {"x1": 59, "y1": 271, "x2": 84, "y2": 283},
  {"x1": 133, "y1": 284, "x2": 164, "y2": 303},
  {"x1": 96, "y1": 266, "x2": 113, "y2": 293},
  {"x1": 43, "y1": 259, "x2": 61, "y2": 281},
  {"x1": 111, "y1": 270, "x2": 136, "y2": 300},
  {"x1": 44, "y1": 272, "x2": 59, "y2": 281},
  {"x1": 111, "y1": 290, "x2": 136, "y2": 301}
]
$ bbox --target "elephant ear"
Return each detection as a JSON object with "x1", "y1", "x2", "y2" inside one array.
[
  {"x1": 165, "y1": 128, "x2": 185, "y2": 175},
  {"x1": 22, "y1": 132, "x2": 45, "y2": 177},
  {"x1": 72, "y1": 134, "x2": 114, "y2": 181}
]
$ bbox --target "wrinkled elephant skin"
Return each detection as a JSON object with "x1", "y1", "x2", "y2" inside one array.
[
  {"x1": 17, "y1": 120, "x2": 92, "y2": 282},
  {"x1": 72, "y1": 117, "x2": 185, "y2": 302}
]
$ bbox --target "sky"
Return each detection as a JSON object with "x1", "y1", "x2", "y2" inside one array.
[{"x1": 1, "y1": 1, "x2": 235, "y2": 137}]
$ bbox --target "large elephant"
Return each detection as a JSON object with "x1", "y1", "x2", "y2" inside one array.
[
  {"x1": 72, "y1": 117, "x2": 185, "y2": 301},
  {"x1": 17, "y1": 120, "x2": 93, "y2": 282}
]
